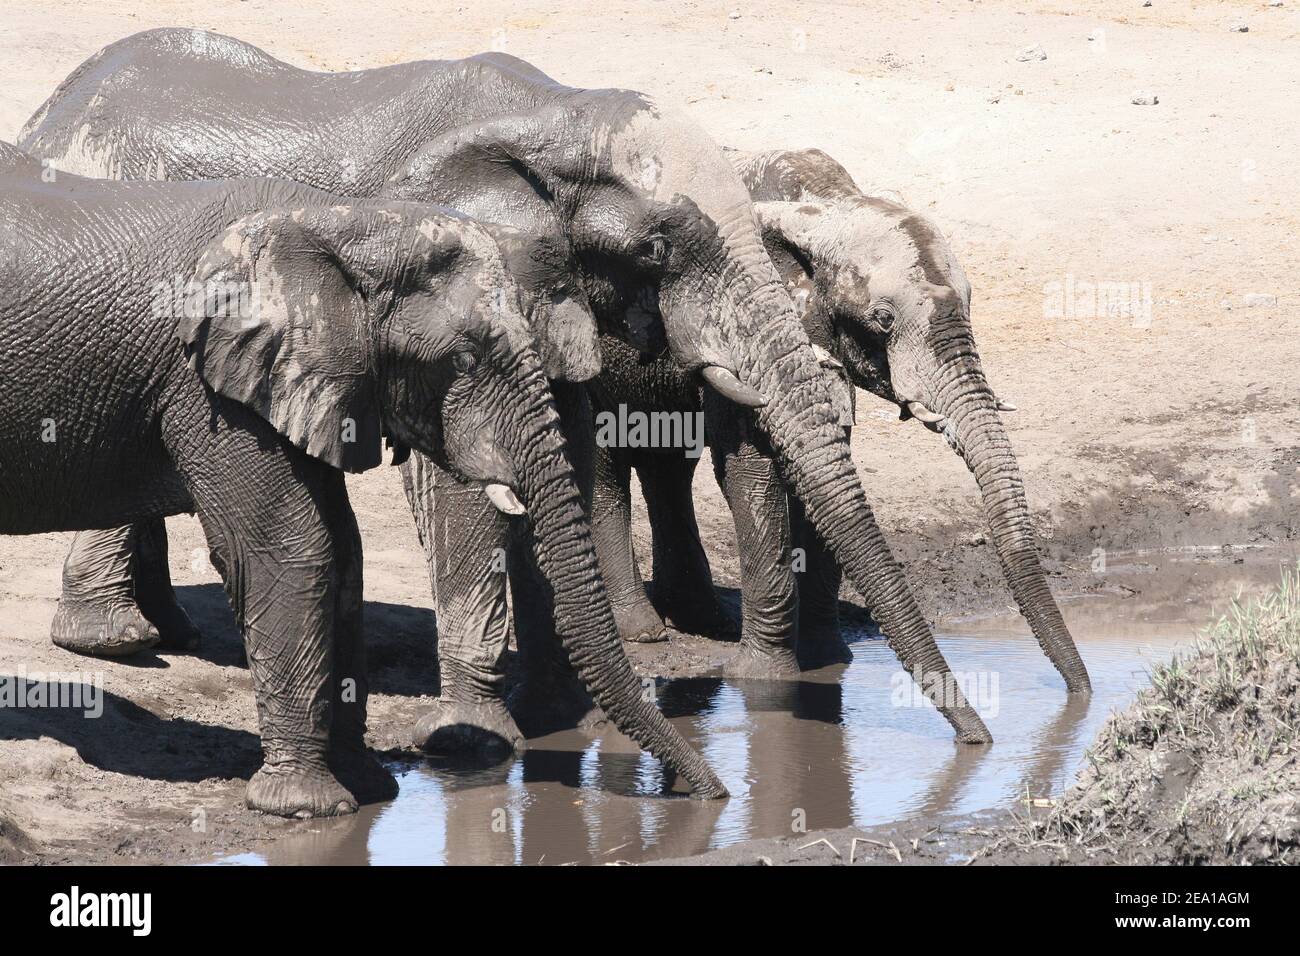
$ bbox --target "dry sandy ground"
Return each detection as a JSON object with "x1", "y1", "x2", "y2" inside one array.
[{"x1": 1, "y1": 0, "x2": 1297, "y2": 863}]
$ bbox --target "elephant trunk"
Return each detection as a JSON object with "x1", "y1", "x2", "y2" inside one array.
[
  {"x1": 504, "y1": 362, "x2": 728, "y2": 797},
  {"x1": 931, "y1": 352, "x2": 1092, "y2": 693},
  {"x1": 741, "y1": 295, "x2": 992, "y2": 743}
]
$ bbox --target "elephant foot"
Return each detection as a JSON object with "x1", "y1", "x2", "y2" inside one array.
[
  {"x1": 661, "y1": 595, "x2": 740, "y2": 641},
  {"x1": 510, "y1": 673, "x2": 606, "y2": 737},
  {"x1": 724, "y1": 640, "x2": 801, "y2": 680},
  {"x1": 651, "y1": 578, "x2": 739, "y2": 639},
  {"x1": 796, "y1": 625, "x2": 854, "y2": 668},
  {"x1": 246, "y1": 762, "x2": 358, "y2": 819},
  {"x1": 50, "y1": 598, "x2": 159, "y2": 657},
  {"x1": 413, "y1": 698, "x2": 525, "y2": 756},
  {"x1": 329, "y1": 744, "x2": 399, "y2": 804},
  {"x1": 136, "y1": 588, "x2": 202, "y2": 652},
  {"x1": 613, "y1": 599, "x2": 672, "y2": 644}
]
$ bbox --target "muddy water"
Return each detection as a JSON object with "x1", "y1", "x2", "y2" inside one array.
[{"x1": 217, "y1": 550, "x2": 1294, "y2": 866}]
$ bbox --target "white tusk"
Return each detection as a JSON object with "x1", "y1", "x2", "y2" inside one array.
[
  {"x1": 484, "y1": 483, "x2": 526, "y2": 516},
  {"x1": 907, "y1": 400, "x2": 945, "y2": 424},
  {"x1": 996, "y1": 398, "x2": 1018, "y2": 412},
  {"x1": 701, "y1": 365, "x2": 768, "y2": 408},
  {"x1": 811, "y1": 344, "x2": 843, "y2": 370}
]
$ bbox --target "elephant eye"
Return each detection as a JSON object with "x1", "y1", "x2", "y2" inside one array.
[
  {"x1": 451, "y1": 349, "x2": 478, "y2": 374},
  {"x1": 870, "y1": 306, "x2": 896, "y2": 333},
  {"x1": 636, "y1": 236, "x2": 670, "y2": 268}
]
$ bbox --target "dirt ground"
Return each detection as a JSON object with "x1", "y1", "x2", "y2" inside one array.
[{"x1": 1, "y1": 0, "x2": 1297, "y2": 864}]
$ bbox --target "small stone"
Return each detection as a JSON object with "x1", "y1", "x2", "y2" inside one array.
[
  {"x1": 1228, "y1": 22, "x2": 1249, "y2": 32},
  {"x1": 1087, "y1": 29, "x2": 1105, "y2": 42},
  {"x1": 1242, "y1": 293, "x2": 1277, "y2": 308},
  {"x1": 728, "y1": 10, "x2": 741, "y2": 19},
  {"x1": 1143, "y1": 1, "x2": 1152, "y2": 6},
  {"x1": 1268, "y1": 1, "x2": 1284, "y2": 7},
  {"x1": 1016, "y1": 43, "x2": 1047, "y2": 62},
  {"x1": 1131, "y1": 91, "x2": 1159, "y2": 105},
  {"x1": 944, "y1": 82, "x2": 955, "y2": 91}
]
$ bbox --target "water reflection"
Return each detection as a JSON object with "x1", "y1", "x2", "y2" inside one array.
[{"x1": 215, "y1": 553, "x2": 1292, "y2": 865}]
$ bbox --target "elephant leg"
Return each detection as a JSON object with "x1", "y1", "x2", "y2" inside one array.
[
  {"x1": 590, "y1": 436, "x2": 671, "y2": 643},
  {"x1": 50, "y1": 524, "x2": 160, "y2": 657},
  {"x1": 707, "y1": 394, "x2": 800, "y2": 679},
  {"x1": 52, "y1": 520, "x2": 201, "y2": 657},
  {"x1": 175, "y1": 424, "x2": 356, "y2": 818},
  {"x1": 134, "y1": 517, "x2": 203, "y2": 651},
  {"x1": 401, "y1": 452, "x2": 525, "y2": 755},
  {"x1": 790, "y1": 491, "x2": 853, "y2": 666},
  {"x1": 510, "y1": 381, "x2": 604, "y2": 733},
  {"x1": 637, "y1": 451, "x2": 737, "y2": 639},
  {"x1": 321, "y1": 469, "x2": 398, "y2": 804}
]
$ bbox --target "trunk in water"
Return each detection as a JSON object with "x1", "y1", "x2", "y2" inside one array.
[
  {"x1": 942, "y1": 386, "x2": 1091, "y2": 692},
  {"x1": 503, "y1": 363, "x2": 728, "y2": 797},
  {"x1": 742, "y1": 298, "x2": 992, "y2": 743}
]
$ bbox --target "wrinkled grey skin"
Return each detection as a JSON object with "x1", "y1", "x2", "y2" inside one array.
[
  {"x1": 0, "y1": 141, "x2": 729, "y2": 820},
  {"x1": 593, "y1": 148, "x2": 1091, "y2": 692},
  {"x1": 23, "y1": 29, "x2": 991, "y2": 746}
]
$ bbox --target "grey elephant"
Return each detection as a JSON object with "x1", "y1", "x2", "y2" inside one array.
[
  {"x1": 0, "y1": 141, "x2": 724, "y2": 816},
  {"x1": 22, "y1": 29, "x2": 992, "y2": 746},
  {"x1": 590, "y1": 147, "x2": 1091, "y2": 693}
]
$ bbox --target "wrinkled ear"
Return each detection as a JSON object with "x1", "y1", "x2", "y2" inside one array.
[
  {"x1": 533, "y1": 290, "x2": 602, "y2": 382},
  {"x1": 753, "y1": 200, "x2": 830, "y2": 327},
  {"x1": 384, "y1": 110, "x2": 575, "y2": 234},
  {"x1": 178, "y1": 208, "x2": 384, "y2": 473},
  {"x1": 733, "y1": 148, "x2": 863, "y2": 203},
  {"x1": 486, "y1": 224, "x2": 601, "y2": 383},
  {"x1": 752, "y1": 200, "x2": 827, "y2": 283}
]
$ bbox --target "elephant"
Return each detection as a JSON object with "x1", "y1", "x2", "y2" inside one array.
[
  {"x1": 21, "y1": 28, "x2": 993, "y2": 747},
  {"x1": 0, "y1": 141, "x2": 726, "y2": 817},
  {"x1": 590, "y1": 147, "x2": 1091, "y2": 692}
]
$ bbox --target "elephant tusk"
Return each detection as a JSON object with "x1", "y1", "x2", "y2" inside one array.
[
  {"x1": 701, "y1": 365, "x2": 768, "y2": 408},
  {"x1": 484, "y1": 483, "x2": 527, "y2": 516},
  {"x1": 811, "y1": 344, "x2": 843, "y2": 370},
  {"x1": 996, "y1": 398, "x2": 1018, "y2": 412},
  {"x1": 907, "y1": 400, "x2": 946, "y2": 424}
]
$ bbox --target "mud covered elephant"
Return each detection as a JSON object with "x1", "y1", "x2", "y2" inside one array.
[
  {"x1": 0, "y1": 142, "x2": 724, "y2": 815},
  {"x1": 23, "y1": 29, "x2": 992, "y2": 746},
  {"x1": 593, "y1": 147, "x2": 1091, "y2": 692}
]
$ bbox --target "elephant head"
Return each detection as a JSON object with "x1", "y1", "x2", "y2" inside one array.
[
  {"x1": 743, "y1": 148, "x2": 1090, "y2": 693},
  {"x1": 177, "y1": 200, "x2": 728, "y2": 797},
  {"x1": 385, "y1": 91, "x2": 992, "y2": 741}
]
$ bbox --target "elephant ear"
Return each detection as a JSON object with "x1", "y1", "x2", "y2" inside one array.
[
  {"x1": 179, "y1": 208, "x2": 384, "y2": 473},
  {"x1": 387, "y1": 117, "x2": 601, "y2": 382},
  {"x1": 753, "y1": 199, "x2": 832, "y2": 322},
  {"x1": 384, "y1": 110, "x2": 575, "y2": 246},
  {"x1": 487, "y1": 225, "x2": 601, "y2": 383}
]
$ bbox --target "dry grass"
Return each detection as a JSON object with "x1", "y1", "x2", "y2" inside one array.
[{"x1": 980, "y1": 563, "x2": 1300, "y2": 865}]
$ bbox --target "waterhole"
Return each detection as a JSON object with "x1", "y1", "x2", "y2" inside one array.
[{"x1": 217, "y1": 548, "x2": 1293, "y2": 865}]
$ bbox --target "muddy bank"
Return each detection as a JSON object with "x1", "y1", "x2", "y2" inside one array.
[{"x1": 982, "y1": 565, "x2": 1300, "y2": 866}]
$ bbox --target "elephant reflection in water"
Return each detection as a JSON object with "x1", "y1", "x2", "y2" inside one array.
[{"x1": 262, "y1": 688, "x2": 1088, "y2": 862}]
